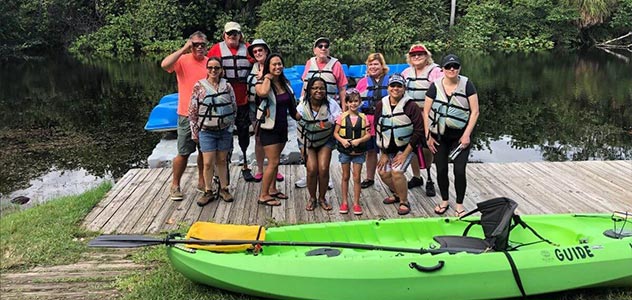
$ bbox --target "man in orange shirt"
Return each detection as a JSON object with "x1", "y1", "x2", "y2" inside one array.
[
  {"x1": 161, "y1": 31, "x2": 209, "y2": 201},
  {"x1": 207, "y1": 22, "x2": 256, "y2": 181}
]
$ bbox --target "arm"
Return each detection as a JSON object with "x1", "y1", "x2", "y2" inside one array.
[
  {"x1": 256, "y1": 74, "x2": 273, "y2": 97},
  {"x1": 333, "y1": 123, "x2": 350, "y2": 147},
  {"x1": 423, "y1": 95, "x2": 437, "y2": 153},
  {"x1": 460, "y1": 93, "x2": 479, "y2": 148},
  {"x1": 188, "y1": 82, "x2": 202, "y2": 140},
  {"x1": 161, "y1": 40, "x2": 192, "y2": 72}
]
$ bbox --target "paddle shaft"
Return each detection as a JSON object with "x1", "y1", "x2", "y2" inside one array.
[{"x1": 89, "y1": 235, "x2": 467, "y2": 254}]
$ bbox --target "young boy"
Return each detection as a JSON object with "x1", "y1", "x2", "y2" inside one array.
[{"x1": 334, "y1": 89, "x2": 372, "y2": 215}]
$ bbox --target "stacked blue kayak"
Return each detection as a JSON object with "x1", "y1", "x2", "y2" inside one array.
[{"x1": 144, "y1": 63, "x2": 410, "y2": 132}]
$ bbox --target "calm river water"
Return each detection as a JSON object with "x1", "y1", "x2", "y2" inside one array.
[{"x1": 1, "y1": 50, "x2": 630, "y2": 207}]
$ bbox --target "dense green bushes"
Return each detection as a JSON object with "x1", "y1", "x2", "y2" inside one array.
[{"x1": 2, "y1": 0, "x2": 630, "y2": 58}]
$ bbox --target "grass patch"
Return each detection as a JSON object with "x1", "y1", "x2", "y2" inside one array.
[
  {"x1": 0, "y1": 181, "x2": 112, "y2": 270},
  {"x1": 117, "y1": 246, "x2": 256, "y2": 300}
]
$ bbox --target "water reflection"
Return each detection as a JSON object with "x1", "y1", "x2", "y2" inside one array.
[{"x1": 0, "y1": 51, "x2": 630, "y2": 200}]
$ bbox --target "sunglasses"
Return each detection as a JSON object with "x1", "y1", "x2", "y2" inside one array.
[
  {"x1": 444, "y1": 64, "x2": 461, "y2": 70},
  {"x1": 252, "y1": 48, "x2": 266, "y2": 54},
  {"x1": 226, "y1": 30, "x2": 241, "y2": 37},
  {"x1": 410, "y1": 52, "x2": 427, "y2": 57},
  {"x1": 207, "y1": 66, "x2": 222, "y2": 71},
  {"x1": 317, "y1": 44, "x2": 330, "y2": 49},
  {"x1": 192, "y1": 42, "x2": 207, "y2": 48},
  {"x1": 389, "y1": 83, "x2": 404, "y2": 88}
]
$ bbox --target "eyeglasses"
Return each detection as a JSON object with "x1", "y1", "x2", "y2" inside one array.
[
  {"x1": 410, "y1": 52, "x2": 427, "y2": 57},
  {"x1": 226, "y1": 30, "x2": 241, "y2": 37},
  {"x1": 192, "y1": 42, "x2": 207, "y2": 48},
  {"x1": 444, "y1": 64, "x2": 461, "y2": 70},
  {"x1": 252, "y1": 48, "x2": 266, "y2": 54},
  {"x1": 317, "y1": 44, "x2": 329, "y2": 49},
  {"x1": 207, "y1": 66, "x2": 222, "y2": 71}
]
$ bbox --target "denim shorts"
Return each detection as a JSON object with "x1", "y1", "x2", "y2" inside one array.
[
  {"x1": 177, "y1": 116, "x2": 197, "y2": 156},
  {"x1": 198, "y1": 128, "x2": 233, "y2": 152},
  {"x1": 339, "y1": 152, "x2": 366, "y2": 164},
  {"x1": 380, "y1": 151, "x2": 414, "y2": 173}
]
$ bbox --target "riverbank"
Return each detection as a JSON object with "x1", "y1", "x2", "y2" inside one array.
[{"x1": 2, "y1": 181, "x2": 631, "y2": 299}]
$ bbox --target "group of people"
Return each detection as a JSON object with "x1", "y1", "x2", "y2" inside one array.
[{"x1": 161, "y1": 21, "x2": 479, "y2": 217}]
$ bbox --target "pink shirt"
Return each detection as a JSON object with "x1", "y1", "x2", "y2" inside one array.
[{"x1": 170, "y1": 54, "x2": 208, "y2": 116}]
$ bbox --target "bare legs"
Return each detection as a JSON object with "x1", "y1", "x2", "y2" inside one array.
[
  {"x1": 306, "y1": 147, "x2": 332, "y2": 203},
  {"x1": 259, "y1": 143, "x2": 284, "y2": 205}
]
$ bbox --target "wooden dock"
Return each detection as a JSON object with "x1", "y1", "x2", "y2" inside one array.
[{"x1": 82, "y1": 160, "x2": 632, "y2": 234}]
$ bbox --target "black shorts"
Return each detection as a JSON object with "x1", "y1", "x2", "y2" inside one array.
[{"x1": 259, "y1": 128, "x2": 288, "y2": 146}]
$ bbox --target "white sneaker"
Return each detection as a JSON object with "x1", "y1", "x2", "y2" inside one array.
[
  {"x1": 328, "y1": 180, "x2": 334, "y2": 190},
  {"x1": 295, "y1": 176, "x2": 307, "y2": 188}
]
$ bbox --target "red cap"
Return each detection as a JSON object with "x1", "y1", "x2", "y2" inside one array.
[{"x1": 408, "y1": 45, "x2": 427, "y2": 54}]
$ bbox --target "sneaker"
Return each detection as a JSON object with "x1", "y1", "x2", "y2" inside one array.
[
  {"x1": 328, "y1": 180, "x2": 334, "y2": 190},
  {"x1": 276, "y1": 172, "x2": 285, "y2": 182},
  {"x1": 407, "y1": 177, "x2": 423, "y2": 189},
  {"x1": 253, "y1": 172, "x2": 263, "y2": 182},
  {"x1": 219, "y1": 188, "x2": 234, "y2": 202},
  {"x1": 353, "y1": 204, "x2": 363, "y2": 215},
  {"x1": 339, "y1": 203, "x2": 349, "y2": 214},
  {"x1": 170, "y1": 186, "x2": 184, "y2": 201},
  {"x1": 242, "y1": 169, "x2": 256, "y2": 182},
  {"x1": 295, "y1": 176, "x2": 307, "y2": 188},
  {"x1": 425, "y1": 180, "x2": 436, "y2": 197},
  {"x1": 197, "y1": 191, "x2": 213, "y2": 206}
]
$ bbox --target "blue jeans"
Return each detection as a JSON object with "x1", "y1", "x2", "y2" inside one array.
[{"x1": 198, "y1": 128, "x2": 233, "y2": 152}]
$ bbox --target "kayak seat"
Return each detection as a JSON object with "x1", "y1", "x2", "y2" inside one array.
[{"x1": 433, "y1": 197, "x2": 519, "y2": 253}]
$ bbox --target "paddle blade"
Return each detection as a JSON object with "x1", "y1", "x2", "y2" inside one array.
[{"x1": 88, "y1": 235, "x2": 165, "y2": 248}]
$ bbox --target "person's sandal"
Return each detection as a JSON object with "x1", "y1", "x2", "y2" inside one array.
[
  {"x1": 319, "y1": 199, "x2": 332, "y2": 211},
  {"x1": 383, "y1": 195, "x2": 400, "y2": 204},
  {"x1": 306, "y1": 199, "x2": 317, "y2": 211},
  {"x1": 397, "y1": 202, "x2": 411, "y2": 215},
  {"x1": 434, "y1": 203, "x2": 449, "y2": 215}
]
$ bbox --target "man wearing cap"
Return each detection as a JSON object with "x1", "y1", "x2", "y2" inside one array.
[
  {"x1": 295, "y1": 37, "x2": 348, "y2": 189},
  {"x1": 207, "y1": 21, "x2": 256, "y2": 181},
  {"x1": 161, "y1": 31, "x2": 209, "y2": 201},
  {"x1": 374, "y1": 74, "x2": 425, "y2": 216}
]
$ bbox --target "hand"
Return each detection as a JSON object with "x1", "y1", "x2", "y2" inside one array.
[
  {"x1": 377, "y1": 154, "x2": 389, "y2": 169},
  {"x1": 344, "y1": 139, "x2": 352, "y2": 148},
  {"x1": 392, "y1": 152, "x2": 406, "y2": 168},
  {"x1": 427, "y1": 135, "x2": 439, "y2": 154},
  {"x1": 349, "y1": 139, "x2": 357, "y2": 147},
  {"x1": 264, "y1": 74, "x2": 274, "y2": 81},
  {"x1": 265, "y1": 108, "x2": 270, "y2": 118},
  {"x1": 182, "y1": 39, "x2": 193, "y2": 54},
  {"x1": 459, "y1": 135, "x2": 471, "y2": 148},
  {"x1": 256, "y1": 68, "x2": 264, "y2": 80}
]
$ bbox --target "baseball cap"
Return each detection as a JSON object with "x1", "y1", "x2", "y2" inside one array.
[
  {"x1": 313, "y1": 37, "x2": 330, "y2": 48},
  {"x1": 441, "y1": 54, "x2": 461, "y2": 67},
  {"x1": 247, "y1": 39, "x2": 270, "y2": 57},
  {"x1": 224, "y1": 22, "x2": 241, "y2": 33},
  {"x1": 388, "y1": 73, "x2": 406, "y2": 86},
  {"x1": 408, "y1": 45, "x2": 427, "y2": 54}
]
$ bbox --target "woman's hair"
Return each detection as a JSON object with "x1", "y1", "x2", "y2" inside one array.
[
  {"x1": 262, "y1": 53, "x2": 291, "y2": 96},
  {"x1": 405, "y1": 43, "x2": 434, "y2": 66},
  {"x1": 365, "y1": 53, "x2": 389, "y2": 77},
  {"x1": 206, "y1": 56, "x2": 224, "y2": 79},
  {"x1": 345, "y1": 88, "x2": 361, "y2": 103},
  {"x1": 303, "y1": 77, "x2": 330, "y2": 113}
]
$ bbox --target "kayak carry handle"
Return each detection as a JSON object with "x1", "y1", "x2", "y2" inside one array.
[{"x1": 409, "y1": 260, "x2": 445, "y2": 273}]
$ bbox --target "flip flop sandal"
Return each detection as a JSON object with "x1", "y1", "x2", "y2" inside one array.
[
  {"x1": 397, "y1": 202, "x2": 411, "y2": 215},
  {"x1": 319, "y1": 199, "x2": 332, "y2": 211},
  {"x1": 270, "y1": 192, "x2": 289, "y2": 200},
  {"x1": 383, "y1": 195, "x2": 400, "y2": 204},
  {"x1": 306, "y1": 199, "x2": 317, "y2": 211},
  {"x1": 258, "y1": 198, "x2": 281, "y2": 206},
  {"x1": 455, "y1": 210, "x2": 467, "y2": 218},
  {"x1": 434, "y1": 204, "x2": 450, "y2": 215}
]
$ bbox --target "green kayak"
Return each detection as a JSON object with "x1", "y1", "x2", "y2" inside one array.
[{"x1": 166, "y1": 198, "x2": 632, "y2": 300}]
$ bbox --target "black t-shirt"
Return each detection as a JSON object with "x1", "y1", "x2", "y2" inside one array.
[{"x1": 426, "y1": 79, "x2": 477, "y2": 99}]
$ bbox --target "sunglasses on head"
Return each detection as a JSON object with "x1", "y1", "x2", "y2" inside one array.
[
  {"x1": 226, "y1": 30, "x2": 241, "y2": 37},
  {"x1": 207, "y1": 66, "x2": 222, "y2": 71},
  {"x1": 317, "y1": 44, "x2": 329, "y2": 49},
  {"x1": 444, "y1": 64, "x2": 461, "y2": 70},
  {"x1": 192, "y1": 42, "x2": 207, "y2": 48}
]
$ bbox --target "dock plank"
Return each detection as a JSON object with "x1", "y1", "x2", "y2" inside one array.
[{"x1": 82, "y1": 160, "x2": 632, "y2": 234}]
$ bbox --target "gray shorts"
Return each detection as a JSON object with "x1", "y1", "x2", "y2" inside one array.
[{"x1": 177, "y1": 116, "x2": 197, "y2": 156}]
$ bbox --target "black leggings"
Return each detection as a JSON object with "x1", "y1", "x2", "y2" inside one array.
[
  {"x1": 433, "y1": 129, "x2": 471, "y2": 204},
  {"x1": 235, "y1": 105, "x2": 251, "y2": 157}
]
